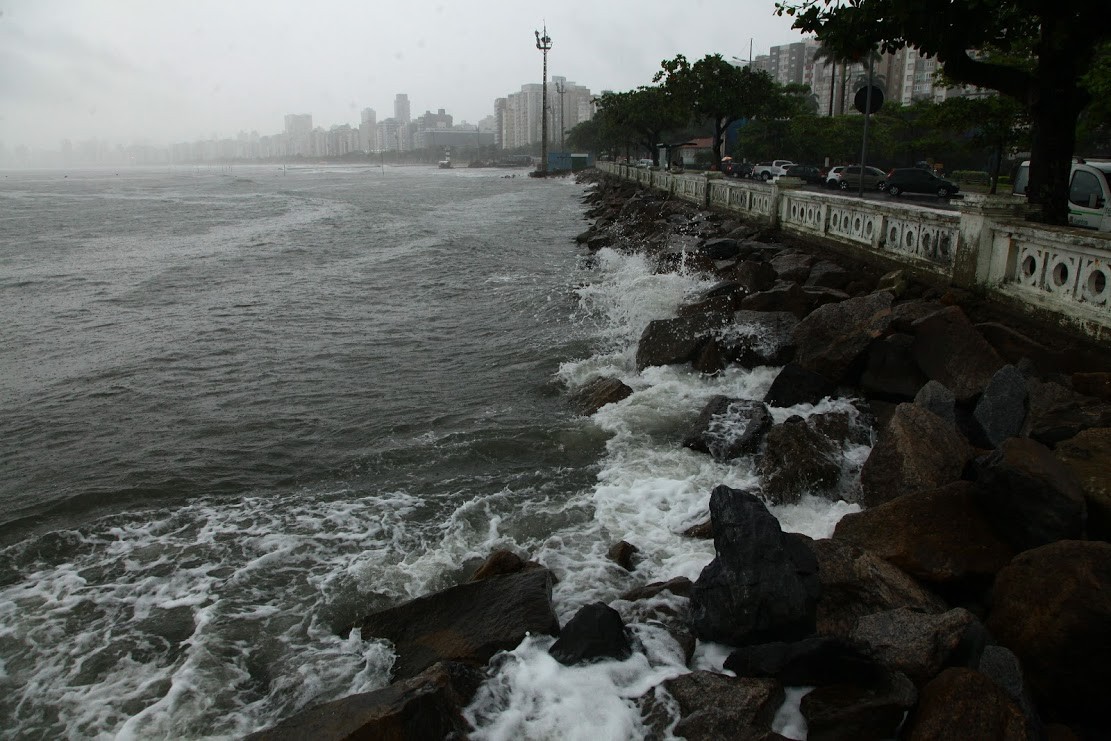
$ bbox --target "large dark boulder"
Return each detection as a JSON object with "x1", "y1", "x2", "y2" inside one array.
[
  {"x1": 910, "y1": 306, "x2": 1006, "y2": 402},
  {"x1": 689, "y1": 486, "x2": 820, "y2": 646},
  {"x1": 568, "y1": 376, "x2": 632, "y2": 416},
  {"x1": 803, "y1": 538, "x2": 947, "y2": 641},
  {"x1": 468, "y1": 549, "x2": 542, "y2": 581},
  {"x1": 768, "y1": 251, "x2": 816, "y2": 283},
  {"x1": 834, "y1": 481, "x2": 1014, "y2": 591},
  {"x1": 732, "y1": 260, "x2": 778, "y2": 294},
  {"x1": 1022, "y1": 377, "x2": 1111, "y2": 446},
  {"x1": 914, "y1": 380, "x2": 956, "y2": 426},
  {"x1": 850, "y1": 607, "x2": 987, "y2": 685},
  {"x1": 724, "y1": 636, "x2": 885, "y2": 686},
  {"x1": 973, "y1": 365, "x2": 1028, "y2": 448},
  {"x1": 683, "y1": 396, "x2": 772, "y2": 461},
  {"x1": 860, "y1": 333, "x2": 929, "y2": 400},
  {"x1": 243, "y1": 661, "x2": 483, "y2": 741},
  {"x1": 548, "y1": 602, "x2": 631, "y2": 666},
  {"x1": 1054, "y1": 428, "x2": 1111, "y2": 542},
  {"x1": 718, "y1": 310, "x2": 799, "y2": 367},
  {"x1": 806, "y1": 260, "x2": 853, "y2": 290},
  {"x1": 800, "y1": 671, "x2": 917, "y2": 741},
  {"x1": 758, "y1": 416, "x2": 842, "y2": 505},
  {"x1": 763, "y1": 363, "x2": 836, "y2": 408},
  {"x1": 354, "y1": 569, "x2": 560, "y2": 680},
  {"x1": 699, "y1": 237, "x2": 741, "y2": 259},
  {"x1": 741, "y1": 282, "x2": 812, "y2": 318},
  {"x1": 656, "y1": 671, "x2": 784, "y2": 741},
  {"x1": 636, "y1": 314, "x2": 725, "y2": 370},
  {"x1": 986, "y1": 540, "x2": 1111, "y2": 730},
  {"x1": 792, "y1": 291, "x2": 894, "y2": 383},
  {"x1": 859, "y1": 403, "x2": 974, "y2": 508},
  {"x1": 903, "y1": 668, "x2": 1035, "y2": 740},
  {"x1": 973, "y1": 437, "x2": 1086, "y2": 552}
]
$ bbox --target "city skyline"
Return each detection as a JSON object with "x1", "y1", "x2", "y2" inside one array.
[{"x1": 0, "y1": 0, "x2": 802, "y2": 151}]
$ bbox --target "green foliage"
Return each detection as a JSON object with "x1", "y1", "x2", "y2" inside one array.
[{"x1": 775, "y1": 0, "x2": 1111, "y2": 222}]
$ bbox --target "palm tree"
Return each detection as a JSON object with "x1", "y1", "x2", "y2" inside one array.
[{"x1": 813, "y1": 46, "x2": 841, "y2": 117}]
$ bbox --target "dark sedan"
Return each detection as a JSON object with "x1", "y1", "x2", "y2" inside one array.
[
  {"x1": 722, "y1": 161, "x2": 753, "y2": 179},
  {"x1": 886, "y1": 168, "x2": 960, "y2": 197},
  {"x1": 783, "y1": 164, "x2": 826, "y2": 184}
]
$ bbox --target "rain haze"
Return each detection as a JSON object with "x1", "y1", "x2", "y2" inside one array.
[{"x1": 0, "y1": 0, "x2": 803, "y2": 151}]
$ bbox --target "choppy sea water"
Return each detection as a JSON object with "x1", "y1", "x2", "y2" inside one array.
[{"x1": 0, "y1": 164, "x2": 862, "y2": 739}]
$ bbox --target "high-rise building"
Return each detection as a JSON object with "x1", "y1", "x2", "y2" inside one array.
[
  {"x1": 284, "y1": 114, "x2": 313, "y2": 155},
  {"x1": 497, "y1": 78, "x2": 595, "y2": 150},
  {"x1": 360, "y1": 108, "x2": 377, "y2": 152},
  {"x1": 394, "y1": 94, "x2": 411, "y2": 124}
]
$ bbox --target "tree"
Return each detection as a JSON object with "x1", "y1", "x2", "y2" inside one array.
[
  {"x1": 654, "y1": 55, "x2": 793, "y2": 168},
  {"x1": 925, "y1": 95, "x2": 1030, "y2": 193},
  {"x1": 594, "y1": 87, "x2": 686, "y2": 166},
  {"x1": 776, "y1": 1, "x2": 1111, "y2": 224}
]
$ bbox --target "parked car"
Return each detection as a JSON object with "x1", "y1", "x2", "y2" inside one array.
[
  {"x1": 825, "y1": 165, "x2": 846, "y2": 188},
  {"x1": 722, "y1": 160, "x2": 754, "y2": 179},
  {"x1": 837, "y1": 165, "x2": 888, "y2": 191},
  {"x1": 783, "y1": 164, "x2": 826, "y2": 185},
  {"x1": 752, "y1": 160, "x2": 796, "y2": 180},
  {"x1": 634, "y1": 158, "x2": 654, "y2": 168},
  {"x1": 885, "y1": 168, "x2": 961, "y2": 197}
]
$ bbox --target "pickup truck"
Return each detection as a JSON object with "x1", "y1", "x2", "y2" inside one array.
[{"x1": 751, "y1": 160, "x2": 796, "y2": 181}]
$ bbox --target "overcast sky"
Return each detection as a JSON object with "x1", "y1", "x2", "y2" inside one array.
[{"x1": 0, "y1": 0, "x2": 804, "y2": 150}]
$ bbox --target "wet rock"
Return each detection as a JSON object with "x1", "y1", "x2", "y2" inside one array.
[
  {"x1": 741, "y1": 282, "x2": 812, "y2": 318},
  {"x1": 904, "y1": 668, "x2": 1034, "y2": 740},
  {"x1": 606, "y1": 540, "x2": 639, "y2": 572},
  {"x1": 548, "y1": 602, "x2": 631, "y2": 666},
  {"x1": 914, "y1": 380, "x2": 956, "y2": 426},
  {"x1": 677, "y1": 294, "x2": 736, "y2": 318},
  {"x1": 800, "y1": 670, "x2": 917, "y2": 741},
  {"x1": 763, "y1": 363, "x2": 836, "y2": 408},
  {"x1": 699, "y1": 237, "x2": 741, "y2": 259},
  {"x1": 834, "y1": 481, "x2": 1014, "y2": 591},
  {"x1": 859, "y1": 403, "x2": 974, "y2": 508},
  {"x1": 689, "y1": 486, "x2": 820, "y2": 645},
  {"x1": 724, "y1": 636, "x2": 885, "y2": 686},
  {"x1": 469, "y1": 549, "x2": 542, "y2": 581},
  {"x1": 354, "y1": 569, "x2": 560, "y2": 680},
  {"x1": 1071, "y1": 371, "x2": 1111, "y2": 401},
  {"x1": 973, "y1": 365, "x2": 1028, "y2": 447},
  {"x1": 636, "y1": 314, "x2": 725, "y2": 371},
  {"x1": 973, "y1": 437, "x2": 1086, "y2": 552},
  {"x1": 759, "y1": 416, "x2": 842, "y2": 505},
  {"x1": 809, "y1": 408, "x2": 873, "y2": 448},
  {"x1": 889, "y1": 299, "x2": 946, "y2": 333},
  {"x1": 768, "y1": 251, "x2": 815, "y2": 283},
  {"x1": 803, "y1": 538, "x2": 946, "y2": 641},
  {"x1": 1022, "y1": 377, "x2": 1111, "y2": 446},
  {"x1": 585, "y1": 234, "x2": 612, "y2": 251},
  {"x1": 977, "y1": 645, "x2": 1041, "y2": 734},
  {"x1": 732, "y1": 260, "x2": 778, "y2": 294},
  {"x1": 806, "y1": 260, "x2": 852, "y2": 290},
  {"x1": 717, "y1": 310, "x2": 799, "y2": 367},
  {"x1": 875, "y1": 270, "x2": 908, "y2": 297},
  {"x1": 243, "y1": 661, "x2": 483, "y2": 741},
  {"x1": 1054, "y1": 428, "x2": 1111, "y2": 541},
  {"x1": 860, "y1": 333, "x2": 929, "y2": 400},
  {"x1": 658, "y1": 671, "x2": 784, "y2": 741},
  {"x1": 976, "y1": 321, "x2": 1067, "y2": 373},
  {"x1": 568, "y1": 376, "x2": 632, "y2": 415},
  {"x1": 620, "y1": 576, "x2": 692, "y2": 602},
  {"x1": 793, "y1": 291, "x2": 894, "y2": 383},
  {"x1": 683, "y1": 396, "x2": 772, "y2": 461},
  {"x1": 987, "y1": 541, "x2": 1111, "y2": 730},
  {"x1": 910, "y1": 306, "x2": 1006, "y2": 402},
  {"x1": 691, "y1": 337, "x2": 727, "y2": 374},
  {"x1": 682, "y1": 520, "x2": 714, "y2": 539},
  {"x1": 850, "y1": 607, "x2": 987, "y2": 684}
]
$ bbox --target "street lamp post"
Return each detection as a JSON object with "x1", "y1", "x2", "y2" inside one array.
[
  {"x1": 555, "y1": 80, "x2": 566, "y2": 150},
  {"x1": 534, "y1": 25, "x2": 551, "y2": 175}
]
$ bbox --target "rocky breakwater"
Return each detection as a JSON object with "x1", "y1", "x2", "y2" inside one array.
[{"x1": 247, "y1": 172, "x2": 1111, "y2": 740}]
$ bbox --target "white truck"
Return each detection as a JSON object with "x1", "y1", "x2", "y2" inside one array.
[
  {"x1": 1012, "y1": 159, "x2": 1111, "y2": 231},
  {"x1": 751, "y1": 160, "x2": 796, "y2": 181}
]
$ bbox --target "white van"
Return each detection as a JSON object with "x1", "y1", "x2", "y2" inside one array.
[{"x1": 1012, "y1": 159, "x2": 1111, "y2": 231}]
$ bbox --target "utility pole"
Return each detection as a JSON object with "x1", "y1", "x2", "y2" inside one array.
[
  {"x1": 534, "y1": 24, "x2": 551, "y2": 175},
  {"x1": 555, "y1": 80, "x2": 566, "y2": 150}
]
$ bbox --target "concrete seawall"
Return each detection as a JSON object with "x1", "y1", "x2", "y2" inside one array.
[{"x1": 598, "y1": 163, "x2": 1111, "y2": 345}]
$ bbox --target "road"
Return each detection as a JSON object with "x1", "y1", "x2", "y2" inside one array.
[{"x1": 795, "y1": 182, "x2": 962, "y2": 212}]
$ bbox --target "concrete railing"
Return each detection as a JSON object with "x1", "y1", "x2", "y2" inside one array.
[{"x1": 595, "y1": 162, "x2": 1111, "y2": 342}]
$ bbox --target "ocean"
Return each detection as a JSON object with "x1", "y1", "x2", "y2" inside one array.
[{"x1": 0, "y1": 164, "x2": 860, "y2": 739}]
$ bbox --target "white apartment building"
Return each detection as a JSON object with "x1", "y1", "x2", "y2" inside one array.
[{"x1": 497, "y1": 77, "x2": 595, "y2": 150}]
